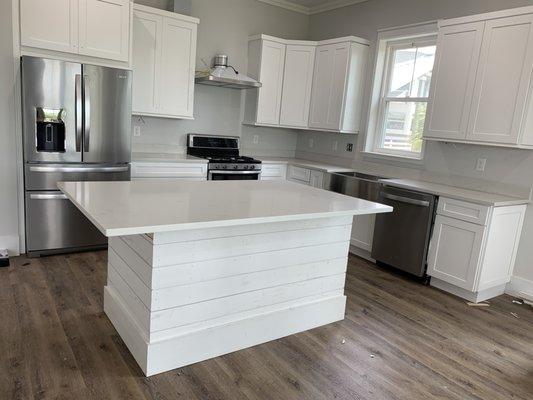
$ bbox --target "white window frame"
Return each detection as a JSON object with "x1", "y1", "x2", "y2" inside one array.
[{"x1": 363, "y1": 22, "x2": 438, "y2": 163}]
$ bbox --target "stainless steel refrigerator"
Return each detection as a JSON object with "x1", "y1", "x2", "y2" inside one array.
[{"x1": 21, "y1": 56, "x2": 132, "y2": 256}]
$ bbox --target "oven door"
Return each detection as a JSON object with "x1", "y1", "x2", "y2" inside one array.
[{"x1": 209, "y1": 170, "x2": 261, "y2": 180}]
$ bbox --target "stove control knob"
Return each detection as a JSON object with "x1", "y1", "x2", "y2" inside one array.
[
  {"x1": 222, "y1": 165, "x2": 227, "y2": 169},
  {"x1": 244, "y1": 165, "x2": 249, "y2": 170},
  {"x1": 233, "y1": 165, "x2": 238, "y2": 170}
]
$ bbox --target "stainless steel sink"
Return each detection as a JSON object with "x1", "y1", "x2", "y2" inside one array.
[{"x1": 324, "y1": 171, "x2": 385, "y2": 201}]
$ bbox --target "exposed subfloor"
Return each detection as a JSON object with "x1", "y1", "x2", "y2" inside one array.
[{"x1": 1, "y1": 251, "x2": 532, "y2": 399}]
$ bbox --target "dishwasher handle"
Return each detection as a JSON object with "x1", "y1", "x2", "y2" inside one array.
[{"x1": 380, "y1": 192, "x2": 430, "y2": 207}]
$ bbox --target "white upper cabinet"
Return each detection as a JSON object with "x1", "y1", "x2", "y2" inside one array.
[
  {"x1": 256, "y1": 39, "x2": 286, "y2": 125},
  {"x1": 19, "y1": 0, "x2": 131, "y2": 63},
  {"x1": 245, "y1": 35, "x2": 368, "y2": 133},
  {"x1": 279, "y1": 44, "x2": 316, "y2": 128},
  {"x1": 78, "y1": 0, "x2": 130, "y2": 62},
  {"x1": 467, "y1": 14, "x2": 533, "y2": 144},
  {"x1": 425, "y1": 6, "x2": 533, "y2": 149},
  {"x1": 132, "y1": 4, "x2": 198, "y2": 119},
  {"x1": 425, "y1": 22, "x2": 484, "y2": 140},
  {"x1": 308, "y1": 37, "x2": 369, "y2": 133},
  {"x1": 20, "y1": 0, "x2": 79, "y2": 54}
]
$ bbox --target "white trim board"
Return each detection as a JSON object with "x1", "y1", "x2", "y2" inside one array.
[
  {"x1": 506, "y1": 276, "x2": 533, "y2": 300},
  {"x1": 257, "y1": 0, "x2": 371, "y2": 15}
]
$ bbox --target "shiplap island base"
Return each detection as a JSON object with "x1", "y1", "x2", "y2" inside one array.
[{"x1": 58, "y1": 180, "x2": 392, "y2": 376}]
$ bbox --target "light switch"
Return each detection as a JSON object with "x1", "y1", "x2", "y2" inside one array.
[
  {"x1": 308, "y1": 138, "x2": 314, "y2": 148},
  {"x1": 332, "y1": 141, "x2": 338, "y2": 152},
  {"x1": 476, "y1": 158, "x2": 487, "y2": 172},
  {"x1": 133, "y1": 126, "x2": 141, "y2": 137},
  {"x1": 253, "y1": 135, "x2": 259, "y2": 144}
]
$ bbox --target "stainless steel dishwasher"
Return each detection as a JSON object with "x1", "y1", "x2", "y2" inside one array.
[
  {"x1": 324, "y1": 171, "x2": 383, "y2": 202},
  {"x1": 371, "y1": 185, "x2": 438, "y2": 278}
]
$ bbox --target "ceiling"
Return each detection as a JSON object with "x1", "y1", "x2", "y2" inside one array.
[{"x1": 257, "y1": 0, "x2": 371, "y2": 15}]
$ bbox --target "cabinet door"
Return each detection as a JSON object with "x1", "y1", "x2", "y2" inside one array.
[
  {"x1": 132, "y1": 9, "x2": 163, "y2": 115},
  {"x1": 351, "y1": 215, "x2": 375, "y2": 252},
  {"x1": 466, "y1": 14, "x2": 533, "y2": 144},
  {"x1": 309, "y1": 43, "x2": 349, "y2": 131},
  {"x1": 309, "y1": 170, "x2": 324, "y2": 188},
  {"x1": 279, "y1": 45, "x2": 315, "y2": 128},
  {"x1": 79, "y1": 0, "x2": 130, "y2": 62},
  {"x1": 158, "y1": 17, "x2": 197, "y2": 118},
  {"x1": 425, "y1": 22, "x2": 484, "y2": 140},
  {"x1": 256, "y1": 41, "x2": 286, "y2": 125},
  {"x1": 427, "y1": 215, "x2": 486, "y2": 291},
  {"x1": 287, "y1": 165, "x2": 311, "y2": 184},
  {"x1": 20, "y1": 0, "x2": 79, "y2": 54}
]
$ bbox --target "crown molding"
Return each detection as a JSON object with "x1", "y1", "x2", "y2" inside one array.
[
  {"x1": 257, "y1": 0, "x2": 371, "y2": 15},
  {"x1": 309, "y1": 0, "x2": 371, "y2": 14},
  {"x1": 256, "y1": 0, "x2": 311, "y2": 14}
]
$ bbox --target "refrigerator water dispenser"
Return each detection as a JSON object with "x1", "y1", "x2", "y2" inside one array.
[{"x1": 35, "y1": 107, "x2": 65, "y2": 152}]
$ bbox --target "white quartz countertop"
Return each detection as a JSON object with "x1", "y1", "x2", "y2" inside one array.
[
  {"x1": 380, "y1": 178, "x2": 530, "y2": 206},
  {"x1": 132, "y1": 153, "x2": 208, "y2": 163},
  {"x1": 259, "y1": 157, "x2": 354, "y2": 173},
  {"x1": 58, "y1": 180, "x2": 392, "y2": 236}
]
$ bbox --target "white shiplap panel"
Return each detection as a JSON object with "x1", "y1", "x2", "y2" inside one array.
[
  {"x1": 150, "y1": 275, "x2": 345, "y2": 332},
  {"x1": 152, "y1": 215, "x2": 351, "y2": 244},
  {"x1": 109, "y1": 250, "x2": 152, "y2": 308},
  {"x1": 151, "y1": 257, "x2": 347, "y2": 310},
  {"x1": 152, "y1": 241, "x2": 350, "y2": 289},
  {"x1": 109, "y1": 240, "x2": 153, "y2": 287},
  {"x1": 152, "y1": 225, "x2": 352, "y2": 267}
]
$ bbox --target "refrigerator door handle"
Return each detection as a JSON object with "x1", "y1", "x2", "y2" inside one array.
[
  {"x1": 29, "y1": 165, "x2": 130, "y2": 173},
  {"x1": 75, "y1": 74, "x2": 82, "y2": 152},
  {"x1": 83, "y1": 75, "x2": 91, "y2": 152},
  {"x1": 29, "y1": 193, "x2": 68, "y2": 200}
]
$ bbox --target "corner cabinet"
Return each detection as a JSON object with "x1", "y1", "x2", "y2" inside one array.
[
  {"x1": 20, "y1": 0, "x2": 131, "y2": 63},
  {"x1": 132, "y1": 4, "x2": 198, "y2": 119},
  {"x1": 425, "y1": 7, "x2": 533, "y2": 148},
  {"x1": 308, "y1": 37, "x2": 369, "y2": 134},
  {"x1": 244, "y1": 35, "x2": 368, "y2": 133},
  {"x1": 427, "y1": 197, "x2": 526, "y2": 302},
  {"x1": 245, "y1": 36, "x2": 316, "y2": 129}
]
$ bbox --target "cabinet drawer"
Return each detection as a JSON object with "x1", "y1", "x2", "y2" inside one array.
[
  {"x1": 131, "y1": 162, "x2": 207, "y2": 179},
  {"x1": 260, "y1": 164, "x2": 287, "y2": 180},
  {"x1": 287, "y1": 165, "x2": 311, "y2": 183},
  {"x1": 437, "y1": 197, "x2": 490, "y2": 225}
]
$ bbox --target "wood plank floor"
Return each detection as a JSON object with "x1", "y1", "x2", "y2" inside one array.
[{"x1": 1, "y1": 251, "x2": 532, "y2": 400}]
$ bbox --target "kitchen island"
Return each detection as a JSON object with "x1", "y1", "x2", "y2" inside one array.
[{"x1": 58, "y1": 180, "x2": 391, "y2": 376}]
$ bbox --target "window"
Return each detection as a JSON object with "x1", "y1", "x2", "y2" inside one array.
[{"x1": 372, "y1": 37, "x2": 436, "y2": 159}]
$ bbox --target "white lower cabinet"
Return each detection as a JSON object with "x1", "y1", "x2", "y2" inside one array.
[
  {"x1": 427, "y1": 197, "x2": 526, "y2": 302},
  {"x1": 260, "y1": 164, "x2": 287, "y2": 181},
  {"x1": 131, "y1": 162, "x2": 207, "y2": 180},
  {"x1": 350, "y1": 214, "x2": 375, "y2": 253},
  {"x1": 285, "y1": 165, "x2": 324, "y2": 189}
]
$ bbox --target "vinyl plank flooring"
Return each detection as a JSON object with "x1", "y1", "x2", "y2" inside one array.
[{"x1": 1, "y1": 251, "x2": 532, "y2": 400}]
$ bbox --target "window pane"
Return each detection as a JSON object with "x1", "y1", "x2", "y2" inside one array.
[
  {"x1": 388, "y1": 48, "x2": 416, "y2": 98},
  {"x1": 388, "y1": 45, "x2": 436, "y2": 99},
  {"x1": 382, "y1": 101, "x2": 427, "y2": 153},
  {"x1": 410, "y1": 45, "x2": 436, "y2": 98}
]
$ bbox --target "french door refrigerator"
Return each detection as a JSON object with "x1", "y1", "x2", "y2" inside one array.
[{"x1": 21, "y1": 56, "x2": 132, "y2": 256}]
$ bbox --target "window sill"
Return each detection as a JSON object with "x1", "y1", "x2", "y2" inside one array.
[{"x1": 361, "y1": 151, "x2": 425, "y2": 166}]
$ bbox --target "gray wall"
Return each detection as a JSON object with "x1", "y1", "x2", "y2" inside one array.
[
  {"x1": 0, "y1": 0, "x2": 20, "y2": 255},
  {"x1": 298, "y1": 0, "x2": 533, "y2": 283},
  {"x1": 132, "y1": 0, "x2": 306, "y2": 158}
]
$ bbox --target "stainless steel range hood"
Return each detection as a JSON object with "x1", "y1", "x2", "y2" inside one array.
[{"x1": 195, "y1": 55, "x2": 261, "y2": 90}]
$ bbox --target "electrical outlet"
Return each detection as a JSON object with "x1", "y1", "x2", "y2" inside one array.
[
  {"x1": 133, "y1": 126, "x2": 141, "y2": 137},
  {"x1": 253, "y1": 135, "x2": 259, "y2": 144},
  {"x1": 346, "y1": 143, "x2": 353, "y2": 152},
  {"x1": 476, "y1": 158, "x2": 487, "y2": 172},
  {"x1": 308, "y1": 138, "x2": 314, "y2": 148},
  {"x1": 332, "y1": 141, "x2": 338, "y2": 152}
]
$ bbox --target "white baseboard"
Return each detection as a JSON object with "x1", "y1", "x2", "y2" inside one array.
[
  {"x1": 506, "y1": 276, "x2": 533, "y2": 299},
  {"x1": 0, "y1": 235, "x2": 20, "y2": 256}
]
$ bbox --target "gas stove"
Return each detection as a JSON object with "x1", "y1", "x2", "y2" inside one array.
[{"x1": 187, "y1": 134, "x2": 262, "y2": 180}]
